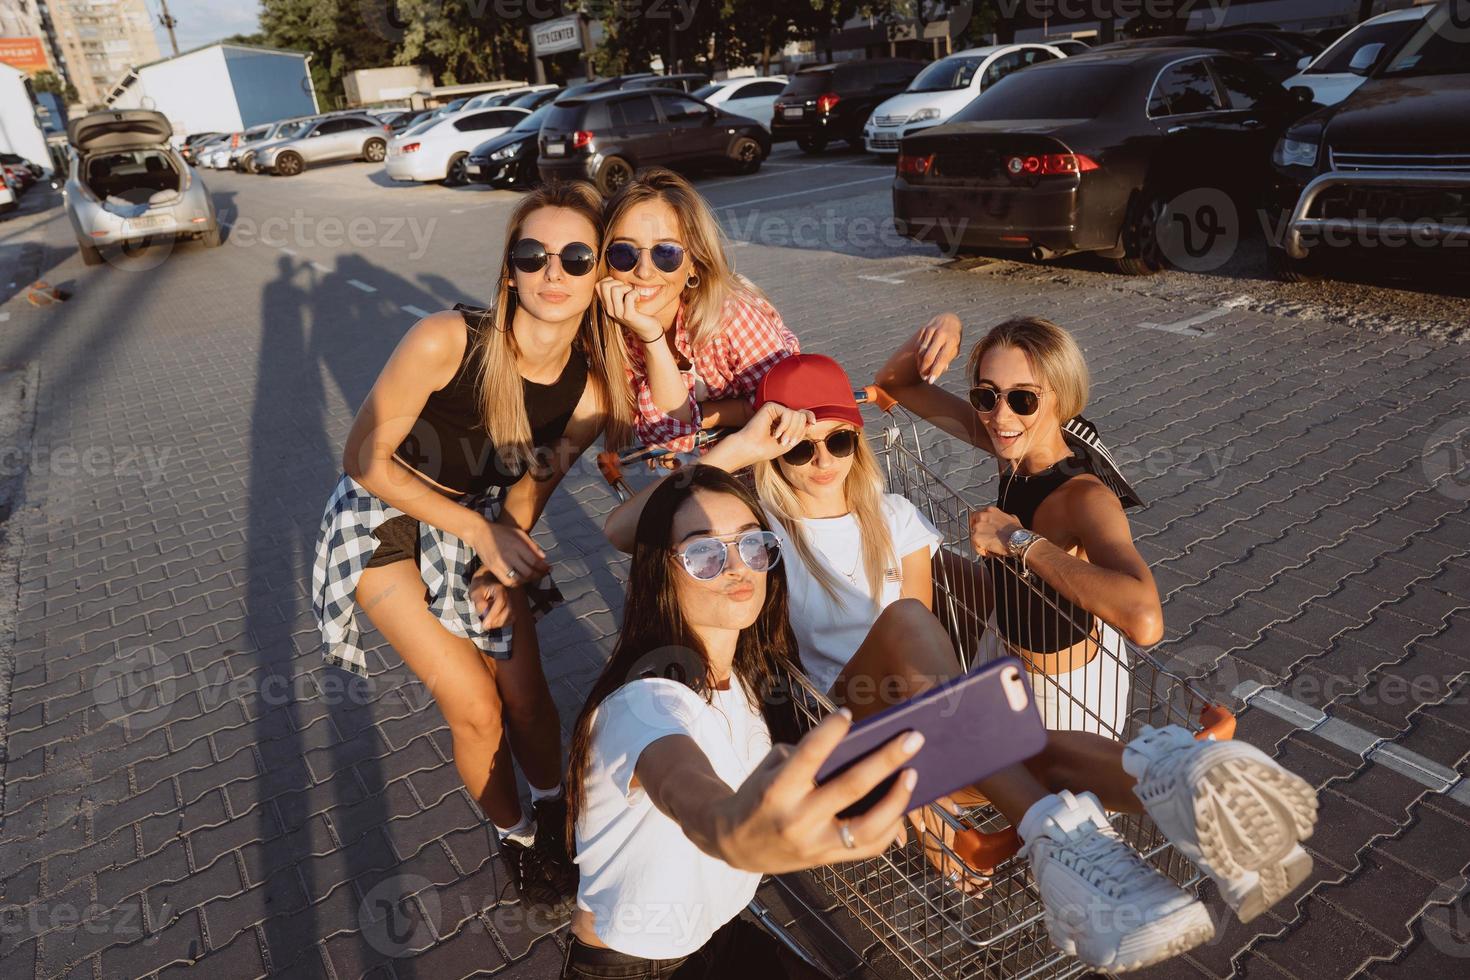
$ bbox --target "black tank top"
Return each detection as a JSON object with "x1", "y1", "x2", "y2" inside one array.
[
  {"x1": 394, "y1": 307, "x2": 588, "y2": 496},
  {"x1": 984, "y1": 417, "x2": 1141, "y2": 654}
]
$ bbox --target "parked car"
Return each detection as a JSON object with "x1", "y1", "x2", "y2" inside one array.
[
  {"x1": 390, "y1": 110, "x2": 433, "y2": 134},
  {"x1": 771, "y1": 58, "x2": 924, "y2": 152},
  {"x1": 691, "y1": 75, "x2": 788, "y2": 130},
  {"x1": 555, "y1": 74, "x2": 655, "y2": 102},
  {"x1": 63, "y1": 109, "x2": 220, "y2": 265},
  {"x1": 178, "y1": 131, "x2": 220, "y2": 164},
  {"x1": 386, "y1": 106, "x2": 529, "y2": 185},
  {"x1": 624, "y1": 73, "x2": 712, "y2": 94},
  {"x1": 241, "y1": 117, "x2": 316, "y2": 172},
  {"x1": 372, "y1": 110, "x2": 414, "y2": 129},
  {"x1": 0, "y1": 175, "x2": 15, "y2": 214},
  {"x1": 188, "y1": 133, "x2": 230, "y2": 168},
  {"x1": 1, "y1": 155, "x2": 37, "y2": 192},
  {"x1": 1267, "y1": 1, "x2": 1469, "y2": 280},
  {"x1": 509, "y1": 87, "x2": 563, "y2": 110},
  {"x1": 202, "y1": 134, "x2": 237, "y2": 169},
  {"x1": 465, "y1": 84, "x2": 557, "y2": 109},
  {"x1": 0, "y1": 152, "x2": 45, "y2": 181},
  {"x1": 892, "y1": 47, "x2": 1313, "y2": 273},
  {"x1": 538, "y1": 89, "x2": 769, "y2": 194},
  {"x1": 863, "y1": 44, "x2": 1066, "y2": 154},
  {"x1": 256, "y1": 114, "x2": 391, "y2": 175},
  {"x1": 466, "y1": 103, "x2": 555, "y2": 189},
  {"x1": 1098, "y1": 29, "x2": 1324, "y2": 82},
  {"x1": 1281, "y1": 4, "x2": 1431, "y2": 106},
  {"x1": 1045, "y1": 38, "x2": 1093, "y2": 56}
]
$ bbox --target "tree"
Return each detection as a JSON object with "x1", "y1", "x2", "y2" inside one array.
[
  {"x1": 220, "y1": 32, "x2": 268, "y2": 45},
  {"x1": 31, "y1": 69, "x2": 80, "y2": 104}
]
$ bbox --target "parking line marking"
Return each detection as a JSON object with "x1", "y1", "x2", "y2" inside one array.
[
  {"x1": 311, "y1": 261, "x2": 331, "y2": 273},
  {"x1": 0, "y1": 312, "x2": 9, "y2": 322},
  {"x1": 402, "y1": 304, "x2": 431, "y2": 318},
  {"x1": 279, "y1": 247, "x2": 296, "y2": 256},
  {"x1": 1139, "y1": 307, "x2": 1231, "y2": 337},
  {"x1": 347, "y1": 279, "x2": 377, "y2": 293},
  {"x1": 451, "y1": 209, "x2": 464, "y2": 214},
  {"x1": 717, "y1": 174, "x2": 891, "y2": 209},
  {"x1": 1231, "y1": 681, "x2": 1470, "y2": 803},
  {"x1": 858, "y1": 274, "x2": 906, "y2": 285}
]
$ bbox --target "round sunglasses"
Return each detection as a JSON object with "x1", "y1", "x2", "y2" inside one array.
[
  {"x1": 509, "y1": 238, "x2": 597, "y2": 277},
  {"x1": 969, "y1": 385, "x2": 1043, "y2": 416},
  {"x1": 675, "y1": 530, "x2": 782, "y2": 581},
  {"x1": 782, "y1": 428, "x2": 859, "y2": 467},
  {"x1": 606, "y1": 241, "x2": 686, "y2": 274}
]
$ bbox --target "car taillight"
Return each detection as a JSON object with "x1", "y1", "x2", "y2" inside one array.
[
  {"x1": 1006, "y1": 153, "x2": 1099, "y2": 176},
  {"x1": 816, "y1": 92, "x2": 840, "y2": 113},
  {"x1": 896, "y1": 153, "x2": 934, "y2": 178},
  {"x1": 402, "y1": 142, "x2": 420, "y2": 153},
  {"x1": 571, "y1": 130, "x2": 593, "y2": 149}
]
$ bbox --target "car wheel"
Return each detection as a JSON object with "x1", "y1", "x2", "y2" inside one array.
[
  {"x1": 443, "y1": 153, "x2": 470, "y2": 186},
  {"x1": 1267, "y1": 245, "x2": 1322, "y2": 283},
  {"x1": 364, "y1": 138, "x2": 387, "y2": 163},
  {"x1": 731, "y1": 137, "x2": 762, "y2": 175},
  {"x1": 797, "y1": 135, "x2": 827, "y2": 155},
  {"x1": 78, "y1": 240, "x2": 104, "y2": 266},
  {"x1": 275, "y1": 152, "x2": 303, "y2": 176},
  {"x1": 1112, "y1": 188, "x2": 1169, "y2": 275},
  {"x1": 595, "y1": 156, "x2": 634, "y2": 196},
  {"x1": 202, "y1": 225, "x2": 222, "y2": 248}
]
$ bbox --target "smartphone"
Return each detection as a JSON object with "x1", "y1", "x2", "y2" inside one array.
[{"x1": 814, "y1": 657, "x2": 1047, "y2": 819}]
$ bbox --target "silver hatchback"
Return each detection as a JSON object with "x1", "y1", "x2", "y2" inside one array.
[
  {"x1": 255, "y1": 114, "x2": 390, "y2": 176},
  {"x1": 63, "y1": 109, "x2": 220, "y2": 266}
]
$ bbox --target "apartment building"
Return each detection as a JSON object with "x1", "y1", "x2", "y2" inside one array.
[{"x1": 46, "y1": 0, "x2": 159, "y2": 107}]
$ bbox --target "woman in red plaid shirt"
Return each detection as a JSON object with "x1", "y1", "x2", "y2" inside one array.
[{"x1": 596, "y1": 168, "x2": 800, "y2": 453}]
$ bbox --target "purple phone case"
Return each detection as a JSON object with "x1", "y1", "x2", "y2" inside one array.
[{"x1": 814, "y1": 656, "x2": 1047, "y2": 818}]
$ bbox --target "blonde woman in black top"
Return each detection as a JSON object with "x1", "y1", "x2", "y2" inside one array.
[{"x1": 313, "y1": 182, "x2": 633, "y2": 915}]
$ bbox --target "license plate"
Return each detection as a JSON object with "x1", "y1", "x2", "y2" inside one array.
[
  {"x1": 783, "y1": 106, "x2": 804, "y2": 119},
  {"x1": 546, "y1": 143, "x2": 566, "y2": 157},
  {"x1": 128, "y1": 214, "x2": 172, "y2": 230},
  {"x1": 467, "y1": 164, "x2": 483, "y2": 175}
]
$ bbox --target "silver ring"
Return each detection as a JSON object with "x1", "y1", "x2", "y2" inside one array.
[
  {"x1": 838, "y1": 821, "x2": 856, "y2": 850},
  {"x1": 945, "y1": 870, "x2": 961, "y2": 885},
  {"x1": 504, "y1": 569, "x2": 518, "y2": 581}
]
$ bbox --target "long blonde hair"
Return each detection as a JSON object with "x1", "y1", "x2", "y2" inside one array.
[
  {"x1": 602, "y1": 167, "x2": 769, "y2": 351},
  {"x1": 753, "y1": 431, "x2": 896, "y2": 609},
  {"x1": 469, "y1": 181, "x2": 635, "y2": 470}
]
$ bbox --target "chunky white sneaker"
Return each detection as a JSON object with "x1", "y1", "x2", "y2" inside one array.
[
  {"x1": 1123, "y1": 725, "x2": 1318, "y2": 923},
  {"x1": 1020, "y1": 791, "x2": 1215, "y2": 972}
]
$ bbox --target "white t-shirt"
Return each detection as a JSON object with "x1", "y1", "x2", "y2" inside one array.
[
  {"x1": 574, "y1": 675, "x2": 773, "y2": 959},
  {"x1": 769, "y1": 494, "x2": 942, "y2": 694}
]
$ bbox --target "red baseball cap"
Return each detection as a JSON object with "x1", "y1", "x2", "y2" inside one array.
[{"x1": 755, "y1": 354, "x2": 863, "y2": 428}]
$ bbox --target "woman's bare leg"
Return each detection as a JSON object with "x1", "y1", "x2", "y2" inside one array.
[
  {"x1": 356, "y1": 560, "x2": 522, "y2": 827},
  {"x1": 488, "y1": 586, "x2": 563, "y2": 793}
]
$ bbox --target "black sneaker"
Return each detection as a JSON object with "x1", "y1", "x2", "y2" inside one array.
[
  {"x1": 500, "y1": 833, "x2": 576, "y2": 922},
  {"x1": 531, "y1": 796, "x2": 578, "y2": 908}
]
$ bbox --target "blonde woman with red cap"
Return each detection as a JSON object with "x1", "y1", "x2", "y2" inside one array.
[{"x1": 603, "y1": 354, "x2": 1319, "y2": 974}]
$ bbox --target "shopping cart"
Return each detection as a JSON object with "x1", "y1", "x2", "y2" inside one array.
[{"x1": 597, "y1": 388, "x2": 1237, "y2": 980}]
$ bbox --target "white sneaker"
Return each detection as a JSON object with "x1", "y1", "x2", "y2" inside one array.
[
  {"x1": 1020, "y1": 790, "x2": 1215, "y2": 972},
  {"x1": 1123, "y1": 725, "x2": 1318, "y2": 923}
]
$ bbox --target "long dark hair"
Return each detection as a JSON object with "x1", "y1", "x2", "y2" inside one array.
[{"x1": 565, "y1": 466, "x2": 803, "y2": 847}]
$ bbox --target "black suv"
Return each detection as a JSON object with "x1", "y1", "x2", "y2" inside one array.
[
  {"x1": 537, "y1": 90, "x2": 770, "y2": 194},
  {"x1": 771, "y1": 59, "x2": 924, "y2": 152},
  {"x1": 1267, "y1": 0, "x2": 1469, "y2": 280}
]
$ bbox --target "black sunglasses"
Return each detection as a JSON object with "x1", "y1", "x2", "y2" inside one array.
[
  {"x1": 969, "y1": 386, "x2": 1043, "y2": 416},
  {"x1": 606, "y1": 241, "x2": 686, "y2": 274},
  {"x1": 509, "y1": 238, "x2": 597, "y2": 277},
  {"x1": 782, "y1": 428, "x2": 859, "y2": 467}
]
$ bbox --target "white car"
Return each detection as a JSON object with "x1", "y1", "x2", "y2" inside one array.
[
  {"x1": 862, "y1": 43, "x2": 1066, "y2": 153},
  {"x1": 1282, "y1": 4, "x2": 1431, "y2": 106},
  {"x1": 690, "y1": 75, "x2": 789, "y2": 130},
  {"x1": 385, "y1": 106, "x2": 529, "y2": 185}
]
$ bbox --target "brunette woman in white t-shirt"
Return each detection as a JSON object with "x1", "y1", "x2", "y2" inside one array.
[
  {"x1": 603, "y1": 357, "x2": 1321, "y2": 973},
  {"x1": 562, "y1": 463, "x2": 925, "y2": 979}
]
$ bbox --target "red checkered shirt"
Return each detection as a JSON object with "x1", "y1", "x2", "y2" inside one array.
[{"x1": 626, "y1": 290, "x2": 800, "y2": 453}]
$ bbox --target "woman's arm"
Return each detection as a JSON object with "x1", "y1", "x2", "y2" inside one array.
[
  {"x1": 598, "y1": 277, "x2": 699, "y2": 424},
  {"x1": 876, "y1": 314, "x2": 996, "y2": 456},
  {"x1": 635, "y1": 711, "x2": 922, "y2": 874},
  {"x1": 968, "y1": 482, "x2": 1164, "y2": 646},
  {"x1": 698, "y1": 398, "x2": 754, "y2": 430},
  {"x1": 898, "y1": 546, "x2": 934, "y2": 611},
  {"x1": 602, "y1": 403, "x2": 811, "y2": 553}
]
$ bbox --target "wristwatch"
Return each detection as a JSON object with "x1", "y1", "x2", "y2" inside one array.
[{"x1": 1006, "y1": 528, "x2": 1042, "y2": 560}]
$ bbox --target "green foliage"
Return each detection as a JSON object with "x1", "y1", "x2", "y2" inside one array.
[{"x1": 32, "y1": 69, "x2": 81, "y2": 104}]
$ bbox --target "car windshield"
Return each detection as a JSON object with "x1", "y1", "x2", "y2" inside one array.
[
  {"x1": 1378, "y1": 8, "x2": 1467, "y2": 77},
  {"x1": 243, "y1": 128, "x2": 269, "y2": 142},
  {"x1": 784, "y1": 70, "x2": 836, "y2": 95},
  {"x1": 278, "y1": 121, "x2": 311, "y2": 139},
  {"x1": 953, "y1": 64, "x2": 1128, "y2": 120},
  {"x1": 1306, "y1": 18, "x2": 1420, "y2": 74},
  {"x1": 512, "y1": 105, "x2": 550, "y2": 132},
  {"x1": 910, "y1": 55, "x2": 985, "y2": 91},
  {"x1": 692, "y1": 83, "x2": 721, "y2": 100}
]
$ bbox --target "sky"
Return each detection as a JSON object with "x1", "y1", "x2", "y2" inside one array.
[{"x1": 145, "y1": 0, "x2": 262, "y2": 55}]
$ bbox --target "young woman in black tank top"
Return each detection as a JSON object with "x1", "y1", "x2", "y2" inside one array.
[{"x1": 314, "y1": 182, "x2": 633, "y2": 918}]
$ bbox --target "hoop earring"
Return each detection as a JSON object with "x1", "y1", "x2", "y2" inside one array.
[{"x1": 686, "y1": 273, "x2": 700, "y2": 289}]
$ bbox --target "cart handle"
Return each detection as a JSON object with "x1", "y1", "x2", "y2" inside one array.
[{"x1": 948, "y1": 702, "x2": 1239, "y2": 870}]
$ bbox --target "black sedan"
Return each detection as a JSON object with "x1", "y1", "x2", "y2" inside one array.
[
  {"x1": 466, "y1": 103, "x2": 552, "y2": 189},
  {"x1": 1098, "y1": 30, "x2": 1324, "y2": 83},
  {"x1": 893, "y1": 47, "x2": 1313, "y2": 273}
]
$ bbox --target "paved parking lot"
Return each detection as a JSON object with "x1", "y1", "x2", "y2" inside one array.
[{"x1": 0, "y1": 148, "x2": 1467, "y2": 980}]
